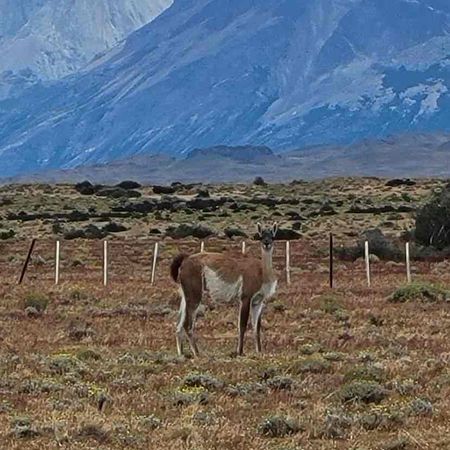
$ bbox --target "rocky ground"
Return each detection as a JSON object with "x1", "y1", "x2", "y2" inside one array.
[
  {"x1": 0, "y1": 177, "x2": 449, "y2": 449},
  {"x1": 0, "y1": 177, "x2": 444, "y2": 246}
]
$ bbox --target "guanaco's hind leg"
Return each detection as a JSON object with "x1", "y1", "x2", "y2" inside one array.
[
  {"x1": 177, "y1": 280, "x2": 202, "y2": 357},
  {"x1": 237, "y1": 300, "x2": 250, "y2": 356},
  {"x1": 183, "y1": 304, "x2": 200, "y2": 357},
  {"x1": 176, "y1": 288, "x2": 187, "y2": 356}
]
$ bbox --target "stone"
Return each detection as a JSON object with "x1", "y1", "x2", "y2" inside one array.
[
  {"x1": 115, "y1": 180, "x2": 142, "y2": 190},
  {"x1": 95, "y1": 187, "x2": 141, "y2": 198},
  {"x1": 166, "y1": 223, "x2": 216, "y2": 239},
  {"x1": 224, "y1": 227, "x2": 248, "y2": 239},
  {"x1": 152, "y1": 185, "x2": 176, "y2": 195},
  {"x1": 75, "y1": 181, "x2": 95, "y2": 195},
  {"x1": 385, "y1": 178, "x2": 416, "y2": 187}
]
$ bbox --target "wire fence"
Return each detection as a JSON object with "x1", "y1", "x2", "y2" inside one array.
[{"x1": 0, "y1": 236, "x2": 436, "y2": 290}]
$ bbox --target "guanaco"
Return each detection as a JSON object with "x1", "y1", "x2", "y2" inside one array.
[{"x1": 170, "y1": 223, "x2": 278, "y2": 357}]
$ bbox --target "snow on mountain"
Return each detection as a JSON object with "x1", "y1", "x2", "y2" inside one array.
[
  {"x1": 0, "y1": 0, "x2": 172, "y2": 96},
  {"x1": 1, "y1": 0, "x2": 450, "y2": 177}
]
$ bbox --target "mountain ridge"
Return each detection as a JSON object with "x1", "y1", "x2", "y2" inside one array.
[
  {"x1": 1, "y1": 0, "x2": 450, "y2": 177},
  {"x1": 0, "y1": 0, "x2": 173, "y2": 98}
]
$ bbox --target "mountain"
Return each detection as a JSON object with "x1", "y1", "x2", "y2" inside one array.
[
  {"x1": 5, "y1": 134, "x2": 450, "y2": 185},
  {"x1": 0, "y1": 0, "x2": 172, "y2": 98},
  {"x1": 1, "y1": 0, "x2": 450, "y2": 178},
  {"x1": 186, "y1": 146, "x2": 279, "y2": 164}
]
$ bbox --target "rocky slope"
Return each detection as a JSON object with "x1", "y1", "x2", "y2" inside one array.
[
  {"x1": 1, "y1": 0, "x2": 450, "y2": 177},
  {"x1": 0, "y1": 0, "x2": 172, "y2": 98}
]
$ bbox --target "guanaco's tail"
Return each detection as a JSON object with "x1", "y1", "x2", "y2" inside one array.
[{"x1": 170, "y1": 254, "x2": 188, "y2": 283}]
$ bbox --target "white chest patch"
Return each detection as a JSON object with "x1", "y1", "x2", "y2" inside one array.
[
  {"x1": 203, "y1": 266, "x2": 243, "y2": 303},
  {"x1": 251, "y1": 280, "x2": 278, "y2": 307},
  {"x1": 261, "y1": 280, "x2": 278, "y2": 299}
]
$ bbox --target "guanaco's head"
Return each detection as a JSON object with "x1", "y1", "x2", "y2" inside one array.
[{"x1": 257, "y1": 222, "x2": 278, "y2": 252}]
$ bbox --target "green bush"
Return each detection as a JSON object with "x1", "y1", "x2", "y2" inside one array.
[
  {"x1": 225, "y1": 382, "x2": 268, "y2": 397},
  {"x1": 76, "y1": 348, "x2": 102, "y2": 361},
  {"x1": 358, "y1": 410, "x2": 405, "y2": 431},
  {"x1": 407, "y1": 398, "x2": 433, "y2": 417},
  {"x1": 10, "y1": 416, "x2": 41, "y2": 439},
  {"x1": 320, "y1": 293, "x2": 343, "y2": 315},
  {"x1": 339, "y1": 381, "x2": 388, "y2": 404},
  {"x1": 76, "y1": 423, "x2": 110, "y2": 443},
  {"x1": 388, "y1": 282, "x2": 449, "y2": 303},
  {"x1": 181, "y1": 373, "x2": 225, "y2": 391},
  {"x1": 415, "y1": 187, "x2": 450, "y2": 249},
  {"x1": 343, "y1": 365, "x2": 386, "y2": 383},
  {"x1": 47, "y1": 354, "x2": 86, "y2": 376},
  {"x1": 265, "y1": 376, "x2": 294, "y2": 391},
  {"x1": 336, "y1": 228, "x2": 403, "y2": 262},
  {"x1": 22, "y1": 292, "x2": 49, "y2": 313},
  {"x1": 0, "y1": 229, "x2": 15, "y2": 240},
  {"x1": 289, "y1": 357, "x2": 331, "y2": 375},
  {"x1": 257, "y1": 415, "x2": 300, "y2": 438},
  {"x1": 138, "y1": 415, "x2": 163, "y2": 430}
]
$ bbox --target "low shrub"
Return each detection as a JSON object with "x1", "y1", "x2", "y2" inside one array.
[
  {"x1": 265, "y1": 376, "x2": 294, "y2": 391},
  {"x1": 336, "y1": 229, "x2": 403, "y2": 262},
  {"x1": 289, "y1": 357, "x2": 331, "y2": 375},
  {"x1": 22, "y1": 292, "x2": 49, "y2": 313},
  {"x1": 388, "y1": 282, "x2": 449, "y2": 303},
  {"x1": 320, "y1": 409, "x2": 353, "y2": 439},
  {"x1": 407, "y1": 397, "x2": 433, "y2": 417},
  {"x1": 10, "y1": 416, "x2": 41, "y2": 439},
  {"x1": 181, "y1": 373, "x2": 225, "y2": 391},
  {"x1": 257, "y1": 415, "x2": 300, "y2": 438},
  {"x1": 343, "y1": 364, "x2": 386, "y2": 384},
  {"x1": 76, "y1": 423, "x2": 110, "y2": 443},
  {"x1": 339, "y1": 381, "x2": 388, "y2": 404}
]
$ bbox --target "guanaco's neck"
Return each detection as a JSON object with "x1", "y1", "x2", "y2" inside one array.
[{"x1": 261, "y1": 247, "x2": 274, "y2": 282}]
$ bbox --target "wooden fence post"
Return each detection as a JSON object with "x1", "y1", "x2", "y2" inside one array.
[
  {"x1": 103, "y1": 240, "x2": 108, "y2": 286},
  {"x1": 406, "y1": 242, "x2": 411, "y2": 284},
  {"x1": 55, "y1": 240, "x2": 60, "y2": 285},
  {"x1": 151, "y1": 242, "x2": 159, "y2": 285},
  {"x1": 242, "y1": 241, "x2": 246, "y2": 255},
  {"x1": 365, "y1": 241, "x2": 371, "y2": 288},
  {"x1": 286, "y1": 241, "x2": 291, "y2": 285},
  {"x1": 18, "y1": 239, "x2": 36, "y2": 285},
  {"x1": 329, "y1": 233, "x2": 334, "y2": 289}
]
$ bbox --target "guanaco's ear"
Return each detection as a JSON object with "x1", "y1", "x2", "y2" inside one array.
[
  {"x1": 257, "y1": 222, "x2": 263, "y2": 237},
  {"x1": 272, "y1": 222, "x2": 278, "y2": 237}
]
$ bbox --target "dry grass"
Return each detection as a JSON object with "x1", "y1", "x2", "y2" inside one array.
[
  {"x1": 0, "y1": 178, "x2": 449, "y2": 449},
  {"x1": 0, "y1": 235, "x2": 449, "y2": 450}
]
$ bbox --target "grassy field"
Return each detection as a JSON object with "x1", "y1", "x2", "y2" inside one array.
[{"x1": 0, "y1": 178, "x2": 449, "y2": 449}]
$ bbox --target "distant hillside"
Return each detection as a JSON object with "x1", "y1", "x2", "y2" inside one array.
[
  {"x1": 186, "y1": 146, "x2": 279, "y2": 163},
  {"x1": 4, "y1": 134, "x2": 450, "y2": 185}
]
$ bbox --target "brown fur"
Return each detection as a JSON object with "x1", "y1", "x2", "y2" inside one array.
[
  {"x1": 170, "y1": 253, "x2": 188, "y2": 282},
  {"x1": 183, "y1": 253, "x2": 263, "y2": 288}
]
